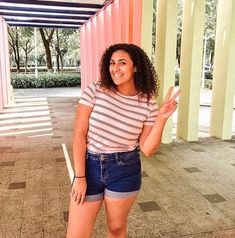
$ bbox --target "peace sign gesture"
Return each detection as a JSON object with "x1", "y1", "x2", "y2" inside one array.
[{"x1": 158, "y1": 87, "x2": 180, "y2": 119}]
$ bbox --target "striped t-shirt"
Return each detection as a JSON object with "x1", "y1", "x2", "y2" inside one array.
[{"x1": 79, "y1": 81, "x2": 158, "y2": 153}]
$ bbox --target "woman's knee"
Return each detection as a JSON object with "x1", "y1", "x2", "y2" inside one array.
[{"x1": 108, "y1": 222, "x2": 126, "y2": 236}]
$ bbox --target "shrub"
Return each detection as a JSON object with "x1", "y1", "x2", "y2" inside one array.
[
  {"x1": 175, "y1": 70, "x2": 179, "y2": 86},
  {"x1": 11, "y1": 73, "x2": 81, "y2": 88},
  {"x1": 204, "y1": 71, "x2": 213, "y2": 79}
]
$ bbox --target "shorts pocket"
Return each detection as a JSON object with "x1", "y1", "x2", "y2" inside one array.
[{"x1": 118, "y1": 149, "x2": 140, "y2": 165}]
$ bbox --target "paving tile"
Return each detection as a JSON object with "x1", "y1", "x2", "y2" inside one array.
[
  {"x1": 52, "y1": 136, "x2": 62, "y2": 139},
  {"x1": 4, "y1": 136, "x2": 16, "y2": 139},
  {"x1": 63, "y1": 211, "x2": 69, "y2": 222},
  {"x1": 203, "y1": 193, "x2": 226, "y2": 203},
  {"x1": 155, "y1": 151, "x2": 164, "y2": 155},
  {"x1": 56, "y1": 158, "x2": 65, "y2": 162},
  {"x1": 0, "y1": 161, "x2": 15, "y2": 166},
  {"x1": 53, "y1": 146, "x2": 62, "y2": 151},
  {"x1": 141, "y1": 171, "x2": 149, "y2": 177},
  {"x1": 184, "y1": 167, "x2": 201, "y2": 173},
  {"x1": 192, "y1": 148, "x2": 205, "y2": 152},
  {"x1": 8, "y1": 182, "x2": 26, "y2": 190},
  {"x1": 0, "y1": 146, "x2": 12, "y2": 152},
  {"x1": 138, "y1": 201, "x2": 161, "y2": 212}
]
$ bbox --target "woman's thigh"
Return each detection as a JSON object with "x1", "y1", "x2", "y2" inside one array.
[
  {"x1": 66, "y1": 199, "x2": 103, "y2": 238},
  {"x1": 104, "y1": 195, "x2": 137, "y2": 231}
]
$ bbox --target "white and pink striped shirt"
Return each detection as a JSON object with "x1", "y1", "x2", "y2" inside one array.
[{"x1": 79, "y1": 82, "x2": 158, "y2": 153}]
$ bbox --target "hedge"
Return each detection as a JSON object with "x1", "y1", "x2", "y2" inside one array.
[{"x1": 11, "y1": 73, "x2": 81, "y2": 88}]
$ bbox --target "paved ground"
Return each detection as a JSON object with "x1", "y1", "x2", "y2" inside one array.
[{"x1": 0, "y1": 88, "x2": 235, "y2": 238}]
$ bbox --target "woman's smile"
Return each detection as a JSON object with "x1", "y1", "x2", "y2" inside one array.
[{"x1": 109, "y1": 50, "x2": 137, "y2": 95}]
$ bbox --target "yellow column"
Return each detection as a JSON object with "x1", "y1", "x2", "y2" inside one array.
[
  {"x1": 177, "y1": 0, "x2": 205, "y2": 141},
  {"x1": 141, "y1": 0, "x2": 153, "y2": 59},
  {"x1": 155, "y1": 0, "x2": 178, "y2": 143},
  {"x1": 210, "y1": 0, "x2": 235, "y2": 140}
]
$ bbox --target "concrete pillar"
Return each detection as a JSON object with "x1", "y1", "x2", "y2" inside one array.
[
  {"x1": 141, "y1": 0, "x2": 153, "y2": 58},
  {"x1": 3, "y1": 20, "x2": 14, "y2": 104},
  {"x1": 0, "y1": 16, "x2": 12, "y2": 110},
  {"x1": 210, "y1": 0, "x2": 235, "y2": 140},
  {"x1": 177, "y1": 0, "x2": 205, "y2": 141},
  {"x1": 155, "y1": 0, "x2": 178, "y2": 143}
]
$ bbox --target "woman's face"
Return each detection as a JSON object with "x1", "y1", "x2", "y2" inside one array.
[{"x1": 109, "y1": 50, "x2": 136, "y2": 93}]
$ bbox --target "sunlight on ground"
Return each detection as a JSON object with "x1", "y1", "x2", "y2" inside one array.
[{"x1": 0, "y1": 97, "x2": 53, "y2": 137}]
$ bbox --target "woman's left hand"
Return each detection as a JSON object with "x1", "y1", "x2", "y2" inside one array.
[{"x1": 158, "y1": 87, "x2": 180, "y2": 119}]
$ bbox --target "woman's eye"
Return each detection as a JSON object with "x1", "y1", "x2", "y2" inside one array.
[{"x1": 110, "y1": 62, "x2": 115, "y2": 65}]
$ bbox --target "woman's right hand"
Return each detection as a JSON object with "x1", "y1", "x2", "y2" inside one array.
[{"x1": 70, "y1": 177, "x2": 87, "y2": 205}]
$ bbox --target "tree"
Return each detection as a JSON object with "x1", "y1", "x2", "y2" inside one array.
[
  {"x1": 204, "y1": 0, "x2": 218, "y2": 66},
  {"x1": 66, "y1": 30, "x2": 80, "y2": 67},
  {"x1": 19, "y1": 27, "x2": 34, "y2": 73},
  {"x1": 176, "y1": 0, "x2": 217, "y2": 67},
  {"x1": 52, "y1": 28, "x2": 78, "y2": 72},
  {"x1": 39, "y1": 28, "x2": 54, "y2": 71},
  {"x1": 8, "y1": 26, "x2": 20, "y2": 72}
]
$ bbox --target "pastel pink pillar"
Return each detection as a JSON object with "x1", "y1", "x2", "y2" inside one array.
[
  {"x1": 132, "y1": 0, "x2": 142, "y2": 46},
  {"x1": 80, "y1": 0, "x2": 142, "y2": 90},
  {"x1": 0, "y1": 16, "x2": 11, "y2": 111}
]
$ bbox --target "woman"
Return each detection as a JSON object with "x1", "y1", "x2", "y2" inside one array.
[{"x1": 66, "y1": 43, "x2": 179, "y2": 238}]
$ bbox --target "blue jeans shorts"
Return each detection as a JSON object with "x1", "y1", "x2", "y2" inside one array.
[{"x1": 84, "y1": 147, "x2": 141, "y2": 202}]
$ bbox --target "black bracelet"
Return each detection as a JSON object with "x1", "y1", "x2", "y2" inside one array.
[{"x1": 74, "y1": 175, "x2": 86, "y2": 179}]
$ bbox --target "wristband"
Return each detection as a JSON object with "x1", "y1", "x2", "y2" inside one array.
[{"x1": 74, "y1": 175, "x2": 85, "y2": 179}]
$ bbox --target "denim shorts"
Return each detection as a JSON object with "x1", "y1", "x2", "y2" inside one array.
[{"x1": 84, "y1": 147, "x2": 141, "y2": 201}]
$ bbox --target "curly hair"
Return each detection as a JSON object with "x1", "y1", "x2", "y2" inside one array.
[{"x1": 99, "y1": 43, "x2": 159, "y2": 101}]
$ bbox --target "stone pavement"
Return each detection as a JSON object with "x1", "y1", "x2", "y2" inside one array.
[{"x1": 0, "y1": 88, "x2": 235, "y2": 238}]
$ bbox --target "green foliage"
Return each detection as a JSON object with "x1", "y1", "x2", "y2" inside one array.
[
  {"x1": 204, "y1": 70, "x2": 213, "y2": 79},
  {"x1": 11, "y1": 73, "x2": 81, "y2": 88}
]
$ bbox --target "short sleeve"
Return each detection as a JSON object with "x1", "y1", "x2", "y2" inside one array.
[
  {"x1": 79, "y1": 82, "x2": 97, "y2": 107},
  {"x1": 144, "y1": 99, "x2": 158, "y2": 126}
]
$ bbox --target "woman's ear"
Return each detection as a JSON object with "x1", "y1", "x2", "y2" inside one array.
[{"x1": 134, "y1": 66, "x2": 137, "y2": 72}]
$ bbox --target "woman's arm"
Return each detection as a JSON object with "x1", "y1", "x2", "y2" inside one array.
[
  {"x1": 139, "y1": 87, "x2": 180, "y2": 157},
  {"x1": 71, "y1": 103, "x2": 93, "y2": 204}
]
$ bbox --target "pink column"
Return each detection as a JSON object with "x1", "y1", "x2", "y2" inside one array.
[
  {"x1": 80, "y1": 26, "x2": 87, "y2": 91},
  {"x1": 97, "y1": 11, "x2": 106, "y2": 69},
  {"x1": 120, "y1": 0, "x2": 130, "y2": 43},
  {"x1": 113, "y1": 0, "x2": 121, "y2": 44},
  {"x1": 0, "y1": 16, "x2": 9, "y2": 110},
  {"x1": 80, "y1": 0, "x2": 143, "y2": 91},
  {"x1": 104, "y1": 3, "x2": 113, "y2": 48},
  {"x1": 3, "y1": 19, "x2": 11, "y2": 101},
  {"x1": 132, "y1": 0, "x2": 142, "y2": 46},
  {"x1": 91, "y1": 17, "x2": 99, "y2": 83},
  {"x1": 86, "y1": 22, "x2": 93, "y2": 87}
]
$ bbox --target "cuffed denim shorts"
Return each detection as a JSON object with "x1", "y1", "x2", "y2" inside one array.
[{"x1": 85, "y1": 147, "x2": 141, "y2": 202}]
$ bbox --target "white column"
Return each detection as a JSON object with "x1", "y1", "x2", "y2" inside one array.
[
  {"x1": 210, "y1": 0, "x2": 235, "y2": 140},
  {"x1": 155, "y1": 0, "x2": 178, "y2": 143},
  {"x1": 177, "y1": 0, "x2": 206, "y2": 141}
]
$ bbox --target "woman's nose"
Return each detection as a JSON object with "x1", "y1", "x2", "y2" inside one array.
[{"x1": 113, "y1": 64, "x2": 120, "y2": 71}]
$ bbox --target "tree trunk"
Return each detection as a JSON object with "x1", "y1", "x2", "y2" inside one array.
[
  {"x1": 39, "y1": 28, "x2": 54, "y2": 72},
  {"x1": 56, "y1": 54, "x2": 60, "y2": 72},
  {"x1": 59, "y1": 53, "x2": 63, "y2": 72}
]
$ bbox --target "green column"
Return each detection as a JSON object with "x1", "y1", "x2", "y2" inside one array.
[
  {"x1": 155, "y1": 0, "x2": 178, "y2": 143},
  {"x1": 177, "y1": 0, "x2": 205, "y2": 141},
  {"x1": 210, "y1": 0, "x2": 235, "y2": 140},
  {"x1": 141, "y1": 0, "x2": 153, "y2": 59}
]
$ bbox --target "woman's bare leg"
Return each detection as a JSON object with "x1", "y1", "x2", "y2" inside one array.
[
  {"x1": 66, "y1": 199, "x2": 103, "y2": 238},
  {"x1": 104, "y1": 195, "x2": 137, "y2": 238}
]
